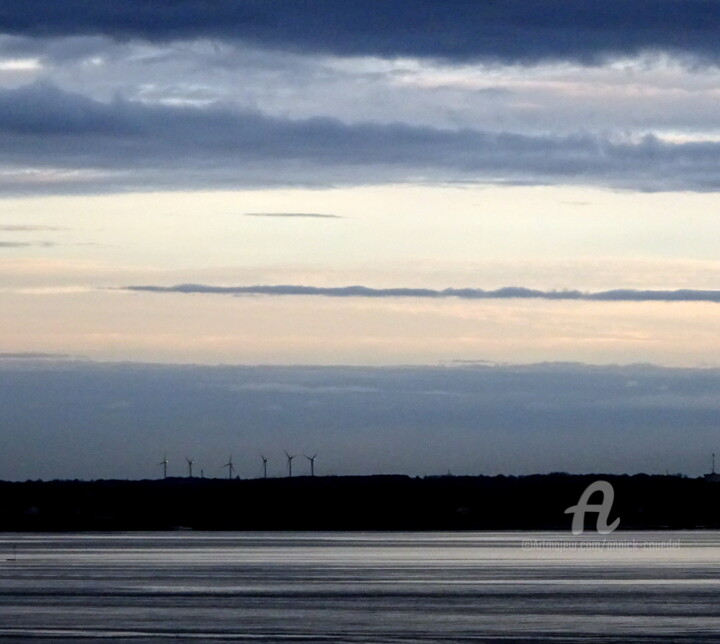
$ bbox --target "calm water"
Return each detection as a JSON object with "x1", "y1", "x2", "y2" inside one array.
[{"x1": 0, "y1": 531, "x2": 718, "y2": 642}]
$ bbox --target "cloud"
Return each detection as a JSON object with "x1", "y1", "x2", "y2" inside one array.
[
  {"x1": 228, "y1": 382, "x2": 378, "y2": 394},
  {"x1": 0, "y1": 352, "x2": 72, "y2": 359},
  {"x1": 0, "y1": 225, "x2": 64, "y2": 231},
  {"x1": 244, "y1": 213, "x2": 342, "y2": 219},
  {"x1": 0, "y1": 240, "x2": 56, "y2": 248},
  {"x1": 121, "y1": 283, "x2": 720, "y2": 304},
  {"x1": 3, "y1": 83, "x2": 720, "y2": 193},
  {"x1": 2, "y1": 1, "x2": 720, "y2": 65},
  {"x1": 6, "y1": 33, "x2": 720, "y2": 139},
  {"x1": 0, "y1": 360, "x2": 718, "y2": 480}
]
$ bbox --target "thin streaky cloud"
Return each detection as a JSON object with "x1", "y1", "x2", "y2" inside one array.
[
  {"x1": 121, "y1": 284, "x2": 720, "y2": 303},
  {"x1": 0, "y1": 352, "x2": 74, "y2": 359},
  {"x1": 244, "y1": 213, "x2": 343, "y2": 219},
  {"x1": 0, "y1": 225, "x2": 66, "y2": 231},
  {"x1": 0, "y1": 241, "x2": 57, "y2": 248}
]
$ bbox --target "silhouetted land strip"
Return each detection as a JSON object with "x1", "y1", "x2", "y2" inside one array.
[{"x1": 1, "y1": 474, "x2": 718, "y2": 531}]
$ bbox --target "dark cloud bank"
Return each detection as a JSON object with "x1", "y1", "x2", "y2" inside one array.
[
  {"x1": 3, "y1": 83, "x2": 720, "y2": 193},
  {"x1": 1, "y1": 1, "x2": 719, "y2": 65},
  {"x1": 0, "y1": 360, "x2": 717, "y2": 481},
  {"x1": 123, "y1": 284, "x2": 720, "y2": 304}
]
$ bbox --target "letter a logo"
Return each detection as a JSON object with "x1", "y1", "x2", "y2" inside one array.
[{"x1": 564, "y1": 480, "x2": 620, "y2": 535}]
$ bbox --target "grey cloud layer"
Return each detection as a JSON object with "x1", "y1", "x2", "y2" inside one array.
[
  {"x1": 2, "y1": 1, "x2": 719, "y2": 65},
  {"x1": 7, "y1": 34, "x2": 720, "y2": 138},
  {"x1": 123, "y1": 284, "x2": 720, "y2": 304},
  {"x1": 3, "y1": 83, "x2": 720, "y2": 193},
  {"x1": 0, "y1": 361, "x2": 717, "y2": 480}
]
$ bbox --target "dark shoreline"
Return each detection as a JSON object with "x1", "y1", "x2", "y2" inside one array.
[{"x1": 1, "y1": 473, "x2": 718, "y2": 532}]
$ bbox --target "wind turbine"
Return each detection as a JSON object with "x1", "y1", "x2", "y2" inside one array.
[
  {"x1": 284, "y1": 450, "x2": 296, "y2": 477},
  {"x1": 186, "y1": 457, "x2": 194, "y2": 478},
  {"x1": 305, "y1": 453, "x2": 317, "y2": 476},
  {"x1": 159, "y1": 454, "x2": 168, "y2": 479},
  {"x1": 222, "y1": 455, "x2": 235, "y2": 480},
  {"x1": 261, "y1": 454, "x2": 269, "y2": 479}
]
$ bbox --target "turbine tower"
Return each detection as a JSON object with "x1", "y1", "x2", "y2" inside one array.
[
  {"x1": 222, "y1": 455, "x2": 235, "y2": 480},
  {"x1": 284, "y1": 450, "x2": 296, "y2": 477},
  {"x1": 305, "y1": 453, "x2": 317, "y2": 476},
  {"x1": 261, "y1": 454, "x2": 269, "y2": 479},
  {"x1": 159, "y1": 454, "x2": 168, "y2": 479},
  {"x1": 186, "y1": 457, "x2": 194, "y2": 478}
]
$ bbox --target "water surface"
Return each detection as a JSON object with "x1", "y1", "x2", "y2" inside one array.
[{"x1": 0, "y1": 531, "x2": 718, "y2": 642}]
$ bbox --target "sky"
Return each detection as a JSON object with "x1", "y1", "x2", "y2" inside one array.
[
  {"x1": 1, "y1": 1, "x2": 720, "y2": 478},
  {"x1": 1, "y1": 360, "x2": 718, "y2": 480}
]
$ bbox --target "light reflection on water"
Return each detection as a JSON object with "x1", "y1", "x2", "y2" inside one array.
[{"x1": 0, "y1": 531, "x2": 718, "y2": 642}]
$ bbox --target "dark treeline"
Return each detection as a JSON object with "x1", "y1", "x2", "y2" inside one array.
[{"x1": 1, "y1": 474, "x2": 718, "y2": 532}]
